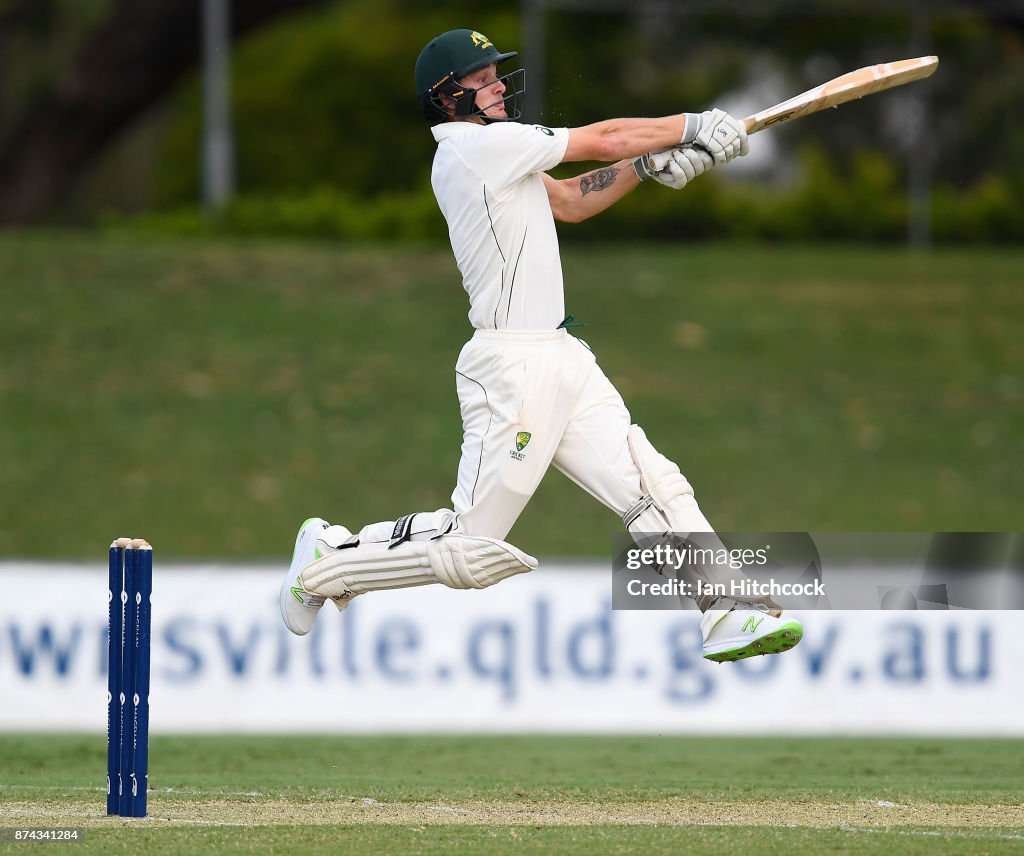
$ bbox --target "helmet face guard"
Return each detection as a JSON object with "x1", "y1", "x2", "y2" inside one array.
[{"x1": 423, "y1": 66, "x2": 526, "y2": 123}]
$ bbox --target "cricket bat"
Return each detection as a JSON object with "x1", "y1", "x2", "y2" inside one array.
[{"x1": 744, "y1": 56, "x2": 939, "y2": 135}]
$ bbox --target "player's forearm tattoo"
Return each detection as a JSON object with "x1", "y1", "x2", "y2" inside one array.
[{"x1": 579, "y1": 166, "x2": 621, "y2": 196}]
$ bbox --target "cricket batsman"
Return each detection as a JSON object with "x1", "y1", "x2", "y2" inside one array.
[{"x1": 280, "y1": 28, "x2": 803, "y2": 663}]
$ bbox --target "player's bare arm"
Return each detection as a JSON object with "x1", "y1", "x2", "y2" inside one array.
[
  {"x1": 541, "y1": 162, "x2": 639, "y2": 223},
  {"x1": 544, "y1": 107, "x2": 753, "y2": 222},
  {"x1": 543, "y1": 144, "x2": 724, "y2": 223},
  {"x1": 562, "y1": 116, "x2": 687, "y2": 162},
  {"x1": 562, "y1": 109, "x2": 748, "y2": 166}
]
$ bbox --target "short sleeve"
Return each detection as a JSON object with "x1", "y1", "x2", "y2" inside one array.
[{"x1": 468, "y1": 123, "x2": 569, "y2": 192}]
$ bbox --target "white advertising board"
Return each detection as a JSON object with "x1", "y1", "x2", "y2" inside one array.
[{"x1": 0, "y1": 562, "x2": 1018, "y2": 734}]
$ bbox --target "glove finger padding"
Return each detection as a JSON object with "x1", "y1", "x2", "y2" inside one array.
[
  {"x1": 639, "y1": 144, "x2": 716, "y2": 191},
  {"x1": 683, "y1": 108, "x2": 749, "y2": 166},
  {"x1": 653, "y1": 161, "x2": 687, "y2": 190},
  {"x1": 738, "y1": 126, "x2": 750, "y2": 157},
  {"x1": 672, "y1": 147, "x2": 713, "y2": 180},
  {"x1": 671, "y1": 153, "x2": 696, "y2": 183}
]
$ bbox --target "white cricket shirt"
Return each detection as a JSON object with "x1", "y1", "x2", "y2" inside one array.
[{"x1": 430, "y1": 121, "x2": 570, "y2": 330}]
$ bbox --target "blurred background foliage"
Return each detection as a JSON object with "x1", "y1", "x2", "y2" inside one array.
[
  {"x1": 0, "y1": 2, "x2": 1021, "y2": 558},
  {"x1": 1, "y1": 0, "x2": 1022, "y2": 242}
]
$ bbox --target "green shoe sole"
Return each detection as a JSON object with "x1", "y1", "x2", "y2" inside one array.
[{"x1": 704, "y1": 621, "x2": 804, "y2": 663}]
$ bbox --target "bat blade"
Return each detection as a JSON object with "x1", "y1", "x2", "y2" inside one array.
[{"x1": 744, "y1": 56, "x2": 938, "y2": 134}]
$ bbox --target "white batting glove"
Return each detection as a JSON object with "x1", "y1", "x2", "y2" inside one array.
[
  {"x1": 662, "y1": 146, "x2": 715, "y2": 188},
  {"x1": 681, "y1": 108, "x2": 749, "y2": 166},
  {"x1": 632, "y1": 147, "x2": 674, "y2": 182},
  {"x1": 633, "y1": 146, "x2": 714, "y2": 190}
]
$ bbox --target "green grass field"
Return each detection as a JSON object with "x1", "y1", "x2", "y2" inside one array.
[
  {"x1": 0, "y1": 234, "x2": 1021, "y2": 558},
  {"x1": 2, "y1": 736, "x2": 1022, "y2": 854}
]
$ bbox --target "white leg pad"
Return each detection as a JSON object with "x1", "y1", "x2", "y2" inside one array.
[
  {"x1": 622, "y1": 425, "x2": 780, "y2": 615},
  {"x1": 301, "y1": 534, "x2": 538, "y2": 599},
  {"x1": 623, "y1": 425, "x2": 712, "y2": 534}
]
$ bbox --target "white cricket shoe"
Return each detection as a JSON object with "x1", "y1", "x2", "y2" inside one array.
[
  {"x1": 701, "y1": 603, "x2": 803, "y2": 663},
  {"x1": 279, "y1": 517, "x2": 354, "y2": 636}
]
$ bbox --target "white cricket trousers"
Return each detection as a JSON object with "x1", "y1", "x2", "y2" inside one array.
[{"x1": 451, "y1": 328, "x2": 707, "y2": 539}]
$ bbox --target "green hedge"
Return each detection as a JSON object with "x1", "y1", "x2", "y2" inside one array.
[
  {"x1": 124, "y1": 0, "x2": 1023, "y2": 244},
  {"x1": 109, "y1": 146, "x2": 1024, "y2": 244},
  {"x1": 110, "y1": 186, "x2": 446, "y2": 241}
]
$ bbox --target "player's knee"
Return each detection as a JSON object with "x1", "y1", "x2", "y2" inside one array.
[
  {"x1": 623, "y1": 425, "x2": 707, "y2": 536},
  {"x1": 627, "y1": 425, "x2": 694, "y2": 504},
  {"x1": 433, "y1": 534, "x2": 537, "y2": 590}
]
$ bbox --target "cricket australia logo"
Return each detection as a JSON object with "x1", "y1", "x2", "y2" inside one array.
[
  {"x1": 510, "y1": 431, "x2": 531, "y2": 461},
  {"x1": 470, "y1": 31, "x2": 493, "y2": 50}
]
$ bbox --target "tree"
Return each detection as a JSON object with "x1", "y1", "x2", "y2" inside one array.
[{"x1": 0, "y1": 0, "x2": 324, "y2": 224}]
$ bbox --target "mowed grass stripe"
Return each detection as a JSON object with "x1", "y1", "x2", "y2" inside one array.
[{"x1": 3, "y1": 735, "x2": 1022, "y2": 803}]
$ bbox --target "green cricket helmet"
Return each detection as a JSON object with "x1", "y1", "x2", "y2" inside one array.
[{"x1": 414, "y1": 28, "x2": 526, "y2": 123}]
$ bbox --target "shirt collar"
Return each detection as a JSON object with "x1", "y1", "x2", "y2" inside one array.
[{"x1": 431, "y1": 121, "x2": 486, "y2": 143}]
